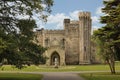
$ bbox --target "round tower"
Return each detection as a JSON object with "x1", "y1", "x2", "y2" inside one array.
[{"x1": 78, "y1": 12, "x2": 92, "y2": 64}]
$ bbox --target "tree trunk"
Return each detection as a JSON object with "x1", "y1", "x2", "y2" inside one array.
[
  {"x1": 108, "y1": 54, "x2": 115, "y2": 74},
  {"x1": 111, "y1": 47, "x2": 116, "y2": 74},
  {"x1": 109, "y1": 59, "x2": 115, "y2": 74},
  {"x1": 111, "y1": 55, "x2": 115, "y2": 74},
  {"x1": 106, "y1": 59, "x2": 113, "y2": 74}
]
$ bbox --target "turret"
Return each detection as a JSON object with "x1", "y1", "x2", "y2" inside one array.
[
  {"x1": 64, "y1": 19, "x2": 70, "y2": 30},
  {"x1": 78, "y1": 12, "x2": 92, "y2": 64}
]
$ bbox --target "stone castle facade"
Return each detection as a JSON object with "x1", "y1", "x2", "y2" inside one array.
[{"x1": 35, "y1": 12, "x2": 95, "y2": 65}]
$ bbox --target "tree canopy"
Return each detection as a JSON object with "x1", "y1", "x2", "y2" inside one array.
[
  {"x1": 0, "y1": 0, "x2": 53, "y2": 32},
  {"x1": 0, "y1": 0, "x2": 53, "y2": 68},
  {"x1": 93, "y1": 0, "x2": 120, "y2": 74}
]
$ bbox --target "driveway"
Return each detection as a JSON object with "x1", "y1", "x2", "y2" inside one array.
[
  {"x1": 0, "y1": 71, "x2": 85, "y2": 80},
  {"x1": 42, "y1": 72, "x2": 84, "y2": 80}
]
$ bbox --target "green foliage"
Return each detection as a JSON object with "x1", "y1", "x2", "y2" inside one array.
[
  {"x1": 0, "y1": 73, "x2": 43, "y2": 80},
  {"x1": 0, "y1": 19, "x2": 46, "y2": 69},
  {"x1": 0, "y1": 0, "x2": 53, "y2": 68},
  {"x1": 93, "y1": 0, "x2": 120, "y2": 74},
  {"x1": 80, "y1": 73, "x2": 120, "y2": 80},
  {"x1": 0, "y1": 0, "x2": 53, "y2": 32}
]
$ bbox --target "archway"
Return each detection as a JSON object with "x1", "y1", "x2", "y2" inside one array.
[{"x1": 51, "y1": 51, "x2": 60, "y2": 65}]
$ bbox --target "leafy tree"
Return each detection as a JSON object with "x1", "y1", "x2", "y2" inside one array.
[
  {"x1": 93, "y1": 26, "x2": 116, "y2": 74},
  {"x1": 0, "y1": 19, "x2": 47, "y2": 69},
  {"x1": 0, "y1": 0, "x2": 53, "y2": 32},
  {"x1": 0, "y1": 0, "x2": 53, "y2": 68},
  {"x1": 93, "y1": 0, "x2": 120, "y2": 74}
]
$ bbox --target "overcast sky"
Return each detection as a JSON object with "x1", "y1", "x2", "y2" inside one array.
[{"x1": 34, "y1": 0, "x2": 105, "y2": 30}]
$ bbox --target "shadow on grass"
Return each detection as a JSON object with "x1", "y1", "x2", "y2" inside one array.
[
  {"x1": 80, "y1": 72, "x2": 120, "y2": 80},
  {"x1": 0, "y1": 73, "x2": 42, "y2": 80},
  {"x1": 0, "y1": 78, "x2": 27, "y2": 80}
]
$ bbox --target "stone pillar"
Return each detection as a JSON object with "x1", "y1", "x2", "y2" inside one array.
[{"x1": 78, "y1": 12, "x2": 91, "y2": 64}]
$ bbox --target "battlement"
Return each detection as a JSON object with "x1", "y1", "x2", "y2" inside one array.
[
  {"x1": 64, "y1": 19, "x2": 70, "y2": 23},
  {"x1": 79, "y1": 12, "x2": 91, "y2": 17},
  {"x1": 70, "y1": 20, "x2": 79, "y2": 24},
  {"x1": 36, "y1": 28, "x2": 65, "y2": 34},
  {"x1": 64, "y1": 20, "x2": 79, "y2": 25},
  {"x1": 44, "y1": 29, "x2": 65, "y2": 34}
]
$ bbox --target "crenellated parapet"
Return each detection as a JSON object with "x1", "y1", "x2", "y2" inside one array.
[
  {"x1": 44, "y1": 30, "x2": 65, "y2": 34},
  {"x1": 64, "y1": 19, "x2": 70, "y2": 24},
  {"x1": 35, "y1": 11, "x2": 93, "y2": 65},
  {"x1": 36, "y1": 29, "x2": 65, "y2": 34},
  {"x1": 79, "y1": 12, "x2": 91, "y2": 18},
  {"x1": 70, "y1": 20, "x2": 79, "y2": 24}
]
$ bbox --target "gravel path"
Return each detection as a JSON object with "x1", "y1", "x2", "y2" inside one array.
[
  {"x1": 3, "y1": 71, "x2": 120, "y2": 80},
  {"x1": 0, "y1": 71, "x2": 85, "y2": 80},
  {"x1": 42, "y1": 72, "x2": 84, "y2": 80}
]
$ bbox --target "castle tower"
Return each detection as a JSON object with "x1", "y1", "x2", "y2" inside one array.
[
  {"x1": 78, "y1": 12, "x2": 91, "y2": 64},
  {"x1": 36, "y1": 11, "x2": 93, "y2": 65},
  {"x1": 64, "y1": 18, "x2": 80, "y2": 64}
]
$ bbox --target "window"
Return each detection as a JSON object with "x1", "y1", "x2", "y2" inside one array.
[
  {"x1": 45, "y1": 38, "x2": 49, "y2": 47},
  {"x1": 61, "y1": 39, "x2": 65, "y2": 48},
  {"x1": 84, "y1": 46, "x2": 86, "y2": 52}
]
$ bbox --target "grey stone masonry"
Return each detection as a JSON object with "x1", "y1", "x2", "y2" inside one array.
[{"x1": 35, "y1": 12, "x2": 94, "y2": 65}]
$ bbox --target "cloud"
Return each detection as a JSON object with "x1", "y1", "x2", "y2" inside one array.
[
  {"x1": 91, "y1": 16, "x2": 99, "y2": 23},
  {"x1": 92, "y1": 26, "x2": 100, "y2": 29},
  {"x1": 69, "y1": 10, "x2": 82, "y2": 20},
  {"x1": 34, "y1": 10, "x2": 101, "y2": 31},
  {"x1": 16, "y1": 10, "x2": 102, "y2": 33},
  {"x1": 96, "y1": 6, "x2": 104, "y2": 15},
  {"x1": 47, "y1": 13, "x2": 69, "y2": 24},
  {"x1": 43, "y1": 10, "x2": 82, "y2": 29},
  {"x1": 46, "y1": 13, "x2": 69, "y2": 29}
]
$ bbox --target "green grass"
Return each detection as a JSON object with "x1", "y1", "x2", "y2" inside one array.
[
  {"x1": 0, "y1": 73, "x2": 43, "y2": 80},
  {"x1": 80, "y1": 72, "x2": 120, "y2": 80},
  {"x1": 0, "y1": 63, "x2": 120, "y2": 72},
  {"x1": 0, "y1": 62, "x2": 120, "y2": 72},
  {"x1": 0, "y1": 62, "x2": 119, "y2": 80}
]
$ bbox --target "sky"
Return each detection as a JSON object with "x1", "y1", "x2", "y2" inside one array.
[{"x1": 36, "y1": 0, "x2": 105, "y2": 30}]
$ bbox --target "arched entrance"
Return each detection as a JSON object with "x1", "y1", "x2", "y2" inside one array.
[{"x1": 51, "y1": 51, "x2": 60, "y2": 65}]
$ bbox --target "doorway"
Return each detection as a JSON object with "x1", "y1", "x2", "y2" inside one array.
[{"x1": 51, "y1": 51, "x2": 60, "y2": 65}]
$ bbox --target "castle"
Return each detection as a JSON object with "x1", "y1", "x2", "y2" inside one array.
[{"x1": 35, "y1": 12, "x2": 96, "y2": 65}]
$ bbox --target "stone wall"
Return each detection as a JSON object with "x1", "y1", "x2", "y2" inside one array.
[{"x1": 35, "y1": 12, "x2": 94, "y2": 65}]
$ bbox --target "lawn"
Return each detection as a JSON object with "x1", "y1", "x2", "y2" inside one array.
[
  {"x1": 80, "y1": 72, "x2": 120, "y2": 80},
  {"x1": 0, "y1": 73, "x2": 43, "y2": 80},
  {"x1": 0, "y1": 62, "x2": 120, "y2": 80},
  {"x1": 0, "y1": 62, "x2": 120, "y2": 72}
]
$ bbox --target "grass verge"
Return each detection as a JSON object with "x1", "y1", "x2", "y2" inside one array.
[
  {"x1": 0, "y1": 73, "x2": 43, "y2": 80},
  {"x1": 0, "y1": 62, "x2": 120, "y2": 72},
  {"x1": 80, "y1": 72, "x2": 120, "y2": 80},
  {"x1": 0, "y1": 64, "x2": 120, "y2": 72}
]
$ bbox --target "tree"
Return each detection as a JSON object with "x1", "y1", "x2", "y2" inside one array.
[
  {"x1": 0, "y1": 19, "x2": 47, "y2": 69},
  {"x1": 93, "y1": 26, "x2": 116, "y2": 74},
  {"x1": 93, "y1": 0, "x2": 120, "y2": 74},
  {"x1": 0, "y1": 0, "x2": 53, "y2": 68},
  {"x1": 0, "y1": 0, "x2": 53, "y2": 33}
]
